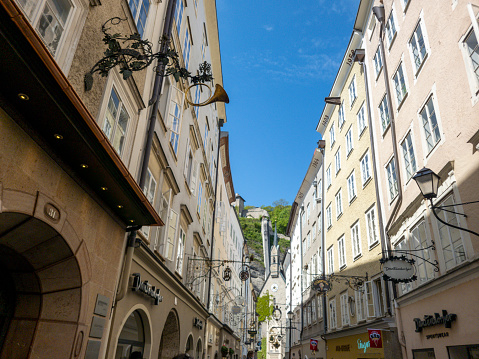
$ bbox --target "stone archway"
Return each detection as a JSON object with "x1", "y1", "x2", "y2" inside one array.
[
  {"x1": 158, "y1": 310, "x2": 180, "y2": 359},
  {"x1": 185, "y1": 334, "x2": 194, "y2": 356},
  {"x1": 195, "y1": 338, "x2": 202, "y2": 359},
  {"x1": 0, "y1": 212, "x2": 83, "y2": 359}
]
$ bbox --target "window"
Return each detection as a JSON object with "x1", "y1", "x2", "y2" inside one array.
[
  {"x1": 329, "y1": 123, "x2": 336, "y2": 148},
  {"x1": 366, "y1": 207, "x2": 379, "y2": 248},
  {"x1": 329, "y1": 299, "x2": 337, "y2": 329},
  {"x1": 373, "y1": 46, "x2": 382, "y2": 77},
  {"x1": 326, "y1": 166, "x2": 332, "y2": 189},
  {"x1": 197, "y1": 182, "x2": 203, "y2": 214},
  {"x1": 420, "y1": 96, "x2": 441, "y2": 154},
  {"x1": 395, "y1": 238, "x2": 413, "y2": 294},
  {"x1": 201, "y1": 29, "x2": 208, "y2": 61},
  {"x1": 128, "y1": 0, "x2": 150, "y2": 38},
  {"x1": 311, "y1": 298, "x2": 317, "y2": 322},
  {"x1": 116, "y1": 310, "x2": 145, "y2": 357},
  {"x1": 357, "y1": 104, "x2": 367, "y2": 135},
  {"x1": 312, "y1": 222, "x2": 317, "y2": 242},
  {"x1": 327, "y1": 246, "x2": 334, "y2": 274},
  {"x1": 436, "y1": 194, "x2": 466, "y2": 270},
  {"x1": 360, "y1": 152, "x2": 371, "y2": 186},
  {"x1": 203, "y1": 121, "x2": 209, "y2": 150},
  {"x1": 307, "y1": 232, "x2": 311, "y2": 249},
  {"x1": 307, "y1": 203, "x2": 311, "y2": 221},
  {"x1": 335, "y1": 148, "x2": 341, "y2": 174},
  {"x1": 401, "y1": 132, "x2": 417, "y2": 181},
  {"x1": 302, "y1": 237, "x2": 306, "y2": 257},
  {"x1": 385, "y1": 11, "x2": 397, "y2": 48},
  {"x1": 317, "y1": 295, "x2": 323, "y2": 319},
  {"x1": 338, "y1": 103, "x2": 345, "y2": 129},
  {"x1": 363, "y1": 282, "x2": 375, "y2": 318},
  {"x1": 346, "y1": 127, "x2": 353, "y2": 155},
  {"x1": 340, "y1": 292, "x2": 350, "y2": 326},
  {"x1": 372, "y1": 278, "x2": 387, "y2": 317},
  {"x1": 409, "y1": 20, "x2": 428, "y2": 73},
  {"x1": 194, "y1": 86, "x2": 201, "y2": 118},
  {"x1": 386, "y1": 158, "x2": 399, "y2": 201},
  {"x1": 393, "y1": 62, "x2": 408, "y2": 106},
  {"x1": 355, "y1": 287, "x2": 367, "y2": 321},
  {"x1": 141, "y1": 168, "x2": 157, "y2": 238},
  {"x1": 317, "y1": 214, "x2": 322, "y2": 236},
  {"x1": 174, "y1": 0, "x2": 184, "y2": 34},
  {"x1": 176, "y1": 228, "x2": 185, "y2": 274},
  {"x1": 410, "y1": 220, "x2": 434, "y2": 283},
  {"x1": 349, "y1": 75, "x2": 357, "y2": 106},
  {"x1": 338, "y1": 236, "x2": 346, "y2": 268},
  {"x1": 184, "y1": 140, "x2": 198, "y2": 193},
  {"x1": 379, "y1": 95, "x2": 391, "y2": 132},
  {"x1": 326, "y1": 204, "x2": 332, "y2": 229},
  {"x1": 168, "y1": 85, "x2": 185, "y2": 155},
  {"x1": 183, "y1": 26, "x2": 191, "y2": 70},
  {"x1": 165, "y1": 209, "x2": 178, "y2": 260},
  {"x1": 335, "y1": 190, "x2": 343, "y2": 218},
  {"x1": 347, "y1": 171, "x2": 356, "y2": 203},
  {"x1": 16, "y1": 0, "x2": 73, "y2": 56},
  {"x1": 462, "y1": 4, "x2": 479, "y2": 94},
  {"x1": 103, "y1": 87, "x2": 130, "y2": 156},
  {"x1": 351, "y1": 222, "x2": 361, "y2": 258}
]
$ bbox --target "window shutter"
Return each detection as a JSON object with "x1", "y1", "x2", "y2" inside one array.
[
  {"x1": 184, "y1": 138, "x2": 190, "y2": 178},
  {"x1": 468, "y1": 3, "x2": 479, "y2": 40},
  {"x1": 166, "y1": 84, "x2": 185, "y2": 129},
  {"x1": 365, "y1": 281, "x2": 375, "y2": 318}
]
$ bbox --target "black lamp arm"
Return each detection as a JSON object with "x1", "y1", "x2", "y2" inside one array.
[{"x1": 429, "y1": 199, "x2": 479, "y2": 238}]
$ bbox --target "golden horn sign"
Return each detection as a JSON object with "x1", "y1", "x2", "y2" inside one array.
[{"x1": 186, "y1": 83, "x2": 230, "y2": 107}]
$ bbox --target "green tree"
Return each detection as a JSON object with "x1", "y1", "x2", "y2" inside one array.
[{"x1": 256, "y1": 291, "x2": 274, "y2": 322}]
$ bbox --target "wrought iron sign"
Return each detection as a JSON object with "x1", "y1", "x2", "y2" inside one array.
[
  {"x1": 193, "y1": 317, "x2": 204, "y2": 330},
  {"x1": 223, "y1": 267, "x2": 232, "y2": 281},
  {"x1": 132, "y1": 273, "x2": 163, "y2": 305},
  {"x1": 308, "y1": 273, "x2": 368, "y2": 293},
  {"x1": 84, "y1": 17, "x2": 213, "y2": 91}
]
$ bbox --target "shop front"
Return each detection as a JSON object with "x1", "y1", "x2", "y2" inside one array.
[
  {"x1": 326, "y1": 332, "x2": 385, "y2": 359},
  {"x1": 397, "y1": 272, "x2": 479, "y2": 359}
]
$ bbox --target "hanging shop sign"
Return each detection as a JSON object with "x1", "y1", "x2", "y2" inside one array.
[
  {"x1": 311, "y1": 277, "x2": 331, "y2": 293},
  {"x1": 131, "y1": 273, "x2": 163, "y2": 305},
  {"x1": 413, "y1": 310, "x2": 457, "y2": 333},
  {"x1": 310, "y1": 339, "x2": 318, "y2": 351},
  {"x1": 368, "y1": 329, "x2": 383, "y2": 349},
  {"x1": 193, "y1": 318, "x2": 204, "y2": 329},
  {"x1": 380, "y1": 256, "x2": 417, "y2": 283},
  {"x1": 223, "y1": 267, "x2": 232, "y2": 281}
]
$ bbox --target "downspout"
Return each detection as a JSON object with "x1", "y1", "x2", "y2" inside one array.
[
  {"x1": 116, "y1": 0, "x2": 177, "y2": 304},
  {"x1": 320, "y1": 150, "x2": 327, "y2": 336}
]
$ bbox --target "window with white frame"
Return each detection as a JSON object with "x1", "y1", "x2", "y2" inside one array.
[
  {"x1": 312, "y1": 222, "x2": 316, "y2": 242},
  {"x1": 335, "y1": 190, "x2": 343, "y2": 218},
  {"x1": 326, "y1": 165, "x2": 332, "y2": 189},
  {"x1": 351, "y1": 221, "x2": 361, "y2": 258},
  {"x1": 307, "y1": 232, "x2": 311, "y2": 249},
  {"x1": 326, "y1": 204, "x2": 332, "y2": 229},
  {"x1": 366, "y1": 207, "x2": 379, "y2": 248},
  {"x1": 349, "y1": 75, "x2": 357, "y2": 107},
  {"x1": 393, "y1": 62, "x2": 408, "y2": 106},
  {"x1": 462, "y1": 4, "x2": 479, "y2": 94},
  {"x1": 317, "y1": 295, "x2": 323, "y2": 318},
  {"x1": 335, "y1": 147, "x2": 341, "y2": 175},
  {"x1": 176, "y1": 227, "x2": 185, "y2": 275},
  {"x1": 338, "y1": 102, "x2": 345, "y2": 129},
  {"x1": 141, "y1": 168, "x2": 157, "y2": 238},
  {"x1": 16, "y1": 0, "x2": 74, "y2": 57},
  {"x1": 410, "y1": 220, "x2": 434, "y2": 283},
  {"x1": 373, "y1": 46, "x2": 382, "y2": 77},
  {"x1": 420, "y1": 96, "x2": 441, "y2": 154},
  {"x1": 183, "y1": 25, "x2": 191, "y2": 70},
  {"x1": 330, "y1": 123, "x2": 336, "y2": 147},
  {"x1": 347, "y1": 171, "x2": 356, "y2": 203},
  {"x1": 317, "y1": 214, "x2": 322, "y2": 236},
  {"x1": 355, "y1": 287, "x2": 367, "y2": 322},
  {"x1": 174, "y1": 0, "x2": 184, "y2": 35},
  {"x1": 201, "y1": 29, "x2": 207, "y2": 61},
  {"x1": 329, "y1": 299, "x2": 337, "y2": 329},
  {"x1": 409, "y1": 20, "x2": 428, "y2": 73},
  {"x1": 312, "y1": 298, "x2": 317, "y2": 322},
  {"x1": 360, "y1": 152, "x2": 371, "y2": 186},
  {"x1": 103, "y1": 86, "x2": 130, "y2": 157},
  {"x1": 165, "y1": 209, "x2": 178, "y2": 260},
  {"x1": 302, "y1": 237, "x2": 306, "y2": 257},
  {"x1": 340, "y1": 292, "x2": 350, "y2": 326},
  {"x1": 184, "y1": 140, "x2": 198, "y2": 193},
  {"x1": 168, "y1": 85, "x2": 185, "y2": 155},
  {"x1": 395, "y1": 238, "x2": 413, "y2": 294},
  {"x1": 203, "y1": 121, "x2": 209, "y2": 150},
  {"x1": 357, "y1": 104, "x2": 367, "y2": 135},
  {"x1": 346, "y1": 126, "x2": 353, "y2": 155},
  {"x1": 372, "y1": 278, "x2": 387, "y2": 317},
  {"x1": 386, "y1": 157, "x2": 399, "y2": 201},
  {"x1": 338, "y1": 236, "x2": 346, "y2": 268},
  {"x1": 194, "y1": 86, "x2": 201, "y2": 118},
  {"x1": 436, "y1": 194, "x2": 466, "y2": 270},
  {"x1": 197, "y1": 181, "x2": 203, "y2": 214},
  {"x1": 307, "y1": 203, "x2": 311, "y2": 221},
  {"x1": 379, "y1": 95, "x2": 391, "y2": 133},
  {"x1": 385, "y1": 10, "x2": 397, "y2": 48},
  {"x1": 128, "y1": 0, "x2": 150, "y2": 38},
  {"x1": 327, "y1": 245, "x2": 334, "y2": 274},
  {"x1": 401, "y1": 131, "x2": 417, "y2": 182}
]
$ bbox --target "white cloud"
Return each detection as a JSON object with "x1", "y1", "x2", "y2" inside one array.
[{"x1": 263, "y1": 25, "x2": 274, "y2": 31}]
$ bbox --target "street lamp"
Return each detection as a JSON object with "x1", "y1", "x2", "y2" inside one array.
[
  {"x1": 287, "y1": 311, "x2": 294, "y2": 321},
  {"x1": 413, "y1": 168, "x2": 479, "y2": 237}
]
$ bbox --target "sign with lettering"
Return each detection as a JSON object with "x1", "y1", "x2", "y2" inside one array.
[
  {"x1": 335, "y1": 344, "x2": 350, "y2": 352},
  {"x1": 311, "y1": 278, "x2": 331, "y2": 293},
  {"x1": 381, "y1": 256, "x2": 417, "y2": 283},
  {"x1": 357, "y1": 339, "x2": 370, "y2": 353},
  {"x1": 132, "y1": 273, "x2": 163, "y2": 305},
  {"x1": 414, "y1": 310, "x2": 457, "y2": 333},
  {"x1": 44, "y1": 203, "x2": 60, "y2": 222},
  {"x1": 426, "y1": 332, "x2": 450, "y2": 340}
]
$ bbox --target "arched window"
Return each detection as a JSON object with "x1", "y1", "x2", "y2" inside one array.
[{"x1": 117, "y1": 310, "x2": 145, "y2": 358}]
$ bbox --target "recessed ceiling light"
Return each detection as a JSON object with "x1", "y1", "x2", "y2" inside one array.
[
  {"x1": 117, "y1": 205, "x2": 123, "y2": 209},
  {"x1": 80, "y1": 164, "x2": 88, "y2": 169},
  {"x1": 101, "y1": 187, "x2": 108, "y2": 191},
  {"x1": 54, "y1": 134, "x2": 63, "y2": 140},
  {"x1": 18, "y1": 93, "x2": 29, "y2": 101}
]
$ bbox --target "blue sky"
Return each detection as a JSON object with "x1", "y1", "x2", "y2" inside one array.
[{"x1": 216, "y1": 0, "x2": 360, "y2": 207}]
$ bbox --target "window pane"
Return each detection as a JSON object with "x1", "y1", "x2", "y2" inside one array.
[{"x1": 465, "y1": 30, "x2": 479, "y2": 82}]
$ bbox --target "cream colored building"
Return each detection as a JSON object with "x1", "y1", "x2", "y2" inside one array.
[{"x1": 359, "y1": 1, "x2": 479, "y2": 358}]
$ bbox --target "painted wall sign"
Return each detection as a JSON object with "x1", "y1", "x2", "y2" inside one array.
[
  {"x1": 357, "y1": 339, "x2": 370, "y2": 353},
  {"x1": 380, "y1": 256, "x2": 417, "y2": 283},
  {"x1": 413, "y1": 310, "x2": 457, "y2": 332},
  {"x1": 335, "y1": 344, "x2": 350, "y2": 352},
  {"x1": 132, "y1": 273, "x2": 163, "y2": 305},
  {"x1": 426, "y1": 332, "x2": 450, "y2": 340}
]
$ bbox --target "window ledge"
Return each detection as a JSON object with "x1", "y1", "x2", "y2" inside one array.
[
  {"x1": 347, "y1": 148, "x2": 354, "y2": 158},
  {"x1": 353, "y1": 253, "x2": 363, "y2": 262},
  {"x1": 414, "y1": 52, "x2": 429, "y2": 79},
  {"x1": 349, "y1": 195, "x2": 357, "y2": 205},
  {"x1": 388, "y1": 32, "x2": 398, "y2": 50},
  {"x1": 358, "y1": 126, "x2": 367, "y2": 140},
  {"x1": 362, "y1": 176, "x2": 372, "y2": 189},
  {"x1": 396, "y1": 91, "x2": 408, "y2": 111},
  {"x1": 369, "y1": 240, "x2": 380, "y2": 251}
]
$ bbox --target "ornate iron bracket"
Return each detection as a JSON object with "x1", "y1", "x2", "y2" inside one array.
[
  {"x1": 381, "y1": 241, "x2": 440, "y2": 274},
  {"x1": 307, "y1": 272, "x2": 369, "y2": 293},
  {"x1": 84, "y1": 17, "x2": 213, "y2": 91}
]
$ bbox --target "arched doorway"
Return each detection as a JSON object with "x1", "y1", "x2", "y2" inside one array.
[
  {"x1": 116, "y1": 310, "x2": 146, "y2": 359},
  {"x1": 195, "y1": 338, "x2": 202, "y2": 359},
  {"x1": 0, "y1": 212, "x2": 83, "y2": 358},
  {"x1": 158, "y1": 310, "x2": 180, "y2": 359},
  {"x1": 186, "y1": 335, "x2": 194, "y2": 356}
]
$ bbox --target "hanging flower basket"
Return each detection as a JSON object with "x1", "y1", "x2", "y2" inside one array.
[
  {"x1": 229, "y1": 348, "x2": 234, "y2": 356},
  {"x1": 221, "y1": 346, "x2": 229, "y2": 357}
]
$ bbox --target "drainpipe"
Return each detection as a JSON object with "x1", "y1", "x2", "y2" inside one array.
[{"x1": 320, "y1": 149, "x2": 327, "y2": 336}]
